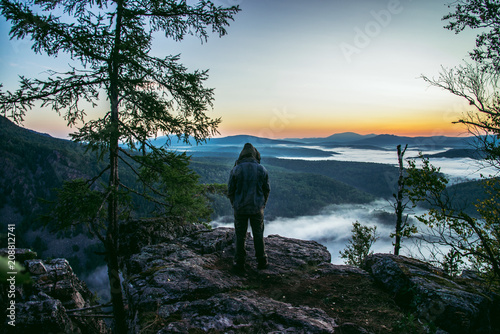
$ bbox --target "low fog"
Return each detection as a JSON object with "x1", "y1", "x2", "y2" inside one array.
[
  {"x1": 212, "y1": 147, "x2": 494, "y2": 264},
  {"x1": 280, "y1": 146, "x2": 497, "y2": 183},
  {"x1": 213, "y1": 200, "x2": 404, "y2": 264}
]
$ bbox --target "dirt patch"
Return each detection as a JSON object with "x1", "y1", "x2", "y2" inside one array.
[{"x1": 215, "y1": 256, "x2": 428, "y2": 333}]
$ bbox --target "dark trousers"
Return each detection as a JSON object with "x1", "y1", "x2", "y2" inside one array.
[{"x1": 234, "y1": 212, "x2": 267, "y2": 264}]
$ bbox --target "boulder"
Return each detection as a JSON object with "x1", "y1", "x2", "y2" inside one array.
[
  {"x1": 14, "y1": 292, "x2": 74, "y2": 334},
  {"x1": 25, "y1": 258, "x2": 89, "y2": 310},
  {"x1": 363, "y1": 253, "x2": 500, "y2": 334},
  {"x1": 118, "y1": 217, "x2": 205, "y2": 260}
]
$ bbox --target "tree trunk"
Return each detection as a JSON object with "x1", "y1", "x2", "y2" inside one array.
[
  {"x1": 394, "y1": 144, "x2": 407, "y2": 256},
  {"x1": 106, "y1": 1, "x2": 128, "y2": 332},
  {"x1": 106, "y1": 106, "x2": 127, "y2": 333},
  {"x1": 105, "y1": 231, "x2": 127, "y2": 333}
]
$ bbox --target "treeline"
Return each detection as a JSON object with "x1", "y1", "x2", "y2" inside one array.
[
  {"x1": 264, "y1": 158, "x2": 400, "y2": 198},
  {"x1": 416, "y1": 179, "x2": 490, "y2": 216},
  {"x1": 190, "y1": 157, "x2": 377, "y2": 218}
]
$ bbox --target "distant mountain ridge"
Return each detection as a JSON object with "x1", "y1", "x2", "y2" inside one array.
[
  {"x1": 149, "y1": 132, "x2": 476, "y2": 159},
  {"x1": 295, "y1": 132, "x2": 475, "y2": 149},
  {"x1": 153, "y1": 132, "x2": 473, "y2": 146},
  {"x1": 346, "y1": 134, "x2": 475, "y2": 149},
  {"x1": 291, "y1": 132, "x2": 377, "y2": 144},
  {"x1": 325, "y1": 132, "x2": 377, "y2": 142},
  {"x1": 150, "y1": 134, "x2": 300, "y2": 148}
]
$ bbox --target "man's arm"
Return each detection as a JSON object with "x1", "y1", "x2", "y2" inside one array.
[
  {"x1": 227, "y1": 169, "x2": 236, "y2": 206},
  {"x1": 263, "y1": 171, "x2": 270, "y2": 206}
]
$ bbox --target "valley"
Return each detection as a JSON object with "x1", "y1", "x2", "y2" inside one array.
[{"x1": 0, "y1": 115, "x2": 489, "y2": 281}]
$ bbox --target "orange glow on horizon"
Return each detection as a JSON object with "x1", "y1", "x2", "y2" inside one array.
[
  {"x1": 18, "y1": 102, "x2": 472, "y2": 140},
  {"x1": 217, "y1": 127, "x2": 469, "y2": 139},
  {"x1": 216, "y1": 117, "x2": 470, "y2": 139}
]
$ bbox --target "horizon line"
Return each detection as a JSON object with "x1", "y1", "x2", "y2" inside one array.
[{"x1": 210, "y1": 131, "x2": 474, "y2": 140}]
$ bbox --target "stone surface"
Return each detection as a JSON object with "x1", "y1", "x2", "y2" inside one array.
[
  {"x1": 14, "y1": 293, "x2": 74, "y2": 334},
  {"x1": 119, "y1": 217, "x2": 205, "y2": 260},
  {"x1": 156, "y1": 291, "x2": 337, "y2": 334},
  {"x1": 123, "y1": 225, "x2": 500, "y2": 334},
  {"x1": 3, "y1": 222, "x2": 499, "y2": 334},
  {"x1": 363, "y1": 253, "x2": 500, "y2": 334},
  {"x1": 123, "y1": 227, "x2": 341, "y2": 333},
  {"x1": 0, "y1": 248, "x2": 38, "y2": 262},
  {"x1": 25, "y1": 259, "x2": 47, "y2": 275},
  {"x1": 0, "y1": 250, "x2": 110, "y2": 334}
]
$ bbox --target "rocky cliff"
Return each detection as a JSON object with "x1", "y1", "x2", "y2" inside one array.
[
  {"x1": 120, "y1": 219, "x2": 500, "y2": 334},
  {"x1": 0, "y1": 248, "x2": 110, "y2": 334},
  {"x1": 3, "y1": 219, "x2": 499, "y2": 333}
]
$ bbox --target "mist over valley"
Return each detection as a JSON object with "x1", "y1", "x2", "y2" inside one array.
[
  {"x1": 161, "y1": 132, "x2": 493, "y2": 182},
  {"x1": 179, "y1": 132, "x2": 493, "y2": 264}
]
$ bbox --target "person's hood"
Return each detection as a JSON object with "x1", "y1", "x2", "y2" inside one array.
[{"x1": 237, "y1": 143, "x2": 261, "y2": 163}]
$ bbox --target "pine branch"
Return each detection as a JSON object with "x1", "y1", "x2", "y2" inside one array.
[
  {"x1": 119, "y1": 181, "x2": 171, "y2": 208},
  {"x1": 66, "y1": 302, "x2": 113, "y2": 313},
  {"x1": 88, "y1": 165, "x2": 111, "y2": 187},
  {"x1": 116, "y1": 152, "x2": 168, "y2": 199},
  {"x1": 1, "y1": 72, "x2": 106, "y2": 124}
]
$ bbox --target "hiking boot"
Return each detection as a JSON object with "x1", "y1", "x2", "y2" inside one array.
[{"x1": 257, "y1": 259, "x2": 268, "y2": 270}]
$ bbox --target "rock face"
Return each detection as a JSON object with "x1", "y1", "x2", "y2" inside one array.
[
  {"x1": 118, "y1": 217, "x2": 206, "y2": 260},
  {"x1": 122, "y1": 222, "x2": 500, "y2": 334},
  {"x1": 123, "y1": 227, "x2": 341, "y2": 333},
  {"x1": 0, "y1": 248, "x2": 110, "y2": 334},
  {"x1": 363, "y1": 254, "x2": 500, "y2": 334}
]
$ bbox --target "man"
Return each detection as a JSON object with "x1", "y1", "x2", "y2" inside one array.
[{"x1": 228, "y1": 143, "x2": 270, "y2": 270}]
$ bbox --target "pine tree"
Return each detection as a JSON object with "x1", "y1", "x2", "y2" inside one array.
[
  {"x1": 339, "y1": 221, "x2": 379, "y2": 267},
  {"x1": 0, "y1": 1, "x2": 239, "y2": 332}
]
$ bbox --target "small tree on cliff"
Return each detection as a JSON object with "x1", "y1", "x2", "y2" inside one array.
[
  {"x1": 0, "y1": 1, "x2": 239, "y2": 332},
  {"x1": 339, "y1": 221, "x2": 379, "y2": 267}
]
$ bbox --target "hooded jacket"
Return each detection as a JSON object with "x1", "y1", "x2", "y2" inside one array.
[
  {"x1": 236, "y1": 142, "x2": 261, "y2": 164},
  {"x1": 228, "y1": 143, "x2": 270, "y2": 214}
]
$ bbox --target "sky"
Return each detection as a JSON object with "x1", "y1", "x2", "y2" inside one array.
[{"x1": 0, "y1": 0, "x2": 481, "y2": 139}]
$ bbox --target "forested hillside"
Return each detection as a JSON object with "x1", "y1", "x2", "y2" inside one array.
[
  {"x1": 190, "y1": 157, "x2": 376, "y2": 218},
  {"x1": 0, "y1": 116, "x2": 105, "y2": 229},
  {"x1": 264, "y1": 158, "x2": 399, "y2": 198},
  {"x1": 0, "y1": 116, "x2": 109, "y2": 274}
]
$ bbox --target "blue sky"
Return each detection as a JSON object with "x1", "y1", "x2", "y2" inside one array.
[{"x1": 0, "y1": 0, "x2": 480, "y2": 139}]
